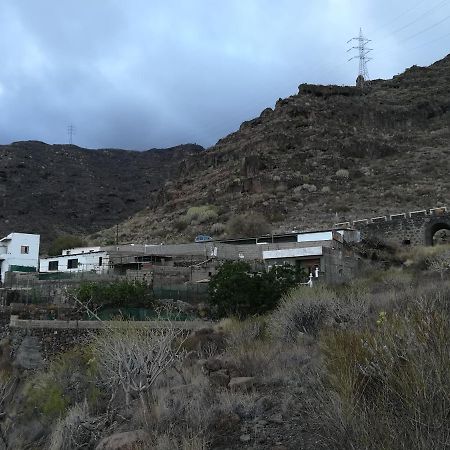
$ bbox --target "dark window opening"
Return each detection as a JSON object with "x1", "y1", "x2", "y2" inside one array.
[
  {"x1": 99, "y1": 257, "x2": 103, "y2": 266},
  {"x1": 48, "y1": 261, "x2": 59, "y2": 271},
  {"x1": 67, "y1": 258, "x2": 78, "y2": 269},
  {"x1": 402, "y1": 239, "x2": 411, "y2": 246},
  {"x1": 21, "y1": 246, "x2": 29, "y2": 254}
]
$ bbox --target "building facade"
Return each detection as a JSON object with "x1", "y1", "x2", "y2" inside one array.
[
  {"x1": 39, "y1": 246, "x2": 109, "y2": 274},
  {"x1": 0, "y1": 233, "x2": 40, "y2": 283}
]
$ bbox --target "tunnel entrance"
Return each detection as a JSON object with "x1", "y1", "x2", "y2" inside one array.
[{"x1": 426, "y1": 222, "x2": 450, "y2": 246}]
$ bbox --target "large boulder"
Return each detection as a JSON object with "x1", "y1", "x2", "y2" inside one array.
[
  {"x1": 95, "y1": 430, "x2": 152, "y2": 450},
  {"x1": 13, "y1": 335, "x2": 43, "y2": 370}
]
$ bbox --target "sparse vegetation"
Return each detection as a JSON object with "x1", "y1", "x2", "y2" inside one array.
[
  {"x1": 72, "y1": 279, "x2": 153, "y2": 310},
  {"x1": 48, "y1": 234, "x2": 86, "y2": 257},
  {"x1": 6, "y1": 244, "x2": 450, "y2": 449},
  {"x1": 226, "y1": 212, "x2": 271, "y2": 238},
  {"x1": 185, "y1": 205, "x2": 218, "y2": 224}
]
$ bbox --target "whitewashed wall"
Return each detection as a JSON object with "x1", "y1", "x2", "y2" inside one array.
[
  {"x1": 0, "y1": 233, "x2": 40, "y2": 282},
  {"x1": 40, "y1": 251, "x2": 109, "y2": 273}
]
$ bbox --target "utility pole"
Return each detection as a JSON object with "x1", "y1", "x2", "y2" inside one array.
[
  {"x1": 67, "y1": 124, "x2": 76, "y2": 145},
  {"x1": 347, "y1": 28, "x2": 372, "y2": 89}
]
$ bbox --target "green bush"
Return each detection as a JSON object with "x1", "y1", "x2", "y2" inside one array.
[
  {"x1": 48, "y1": 235, "x2": 86, "y2": 257},
  {"x1": 25, "y1": 346, "x2": 101, "y2": 421},
  {"x1": 25, "y1": 373, "x2": 69, "y2": 420},
  {"x1": 208, "y1": 261, "x2": 306, "y2": 318},
  {"x1": 73, "y1": 279, "x2": 153, "y2": 309}
]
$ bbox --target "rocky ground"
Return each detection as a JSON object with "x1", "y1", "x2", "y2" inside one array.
[
  {"x1": 2, "y1": 56, "x2": 449, "y2": 248},
  {"x1": 0, "y1": 141, "x2": 203, "y2": 248}
]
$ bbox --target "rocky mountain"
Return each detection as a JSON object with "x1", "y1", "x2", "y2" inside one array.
[
  {"x1": 95, "y1": 54, "x2": 450, "y2": 244},
  {"x1": 0, "y1": 141, "x2": 203, "y2": 246}
]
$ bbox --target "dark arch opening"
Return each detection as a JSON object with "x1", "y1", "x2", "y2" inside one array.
[{"x1": 425, "y1": 222, "x2": 450, "y2": 246}]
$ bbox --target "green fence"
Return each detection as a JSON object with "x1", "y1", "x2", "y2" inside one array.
[
  {"x1": 153, "y1": 283, "x2": 209, "y2": 302},
  {"x1": 92, "y1": 307, "x2": 196, "y2": 321}
]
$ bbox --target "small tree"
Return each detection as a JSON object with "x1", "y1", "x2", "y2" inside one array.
[
  {"x1": 208, "y1": 261, "x2": 306, "y2": 318},
  {"x1": 92, "y1": 320, "x2": 185, "y2": 409}
]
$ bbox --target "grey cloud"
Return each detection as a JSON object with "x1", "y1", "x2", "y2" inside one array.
[{"x1": 0, "y1": 0, "x2": 448, "y2": 149}]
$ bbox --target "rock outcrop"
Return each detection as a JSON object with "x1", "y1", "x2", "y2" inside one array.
[{"x1": 101, "y1": 54, "x2": 449, "y2": 243}]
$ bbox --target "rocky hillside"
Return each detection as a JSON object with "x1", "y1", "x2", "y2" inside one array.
[
  {"x1": 97, "y1": 54, "x2": 450, "y2": 244},
  {"x1": 0, "y1": 141, "x2": 203, "y2": 246}
]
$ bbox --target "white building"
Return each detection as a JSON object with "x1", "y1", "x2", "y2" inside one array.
[
  {"x1": 0, "y1": 233, "x2": 40, "y2": 283},
  {"x1": 39, "y1": 246, "x2": 110, "y2": 274}
]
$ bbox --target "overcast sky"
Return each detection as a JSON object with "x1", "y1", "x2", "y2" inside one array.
[{"x1": 0, "y1": 0, "x2": 448, "y2": 150}]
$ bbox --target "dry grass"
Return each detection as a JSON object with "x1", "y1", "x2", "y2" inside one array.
[{"x1": 310, "y1": 287, "x2": 450, "y2": 450}]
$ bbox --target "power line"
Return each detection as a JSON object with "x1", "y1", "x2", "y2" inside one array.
[
  {"x1": 410, "y1": 29, "x2": 450, "y2": 50},
  {"x1": 378, "y1": 0, "x2": 449, "y2": 38},
  {"x1": 399, "y1": 12, "x2": 450, "y2": 43},
  {"x1": 369, "y1": 0, "x2": 429, "y2": 35}
]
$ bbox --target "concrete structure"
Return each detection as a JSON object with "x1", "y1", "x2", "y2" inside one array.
[
  {"x1": 35, "y1": 228, "x2": 360, "y2": 286},
  {"x1": 334, "y1": 207, "x2": 449, "y2": 246},
  {"x1": 40, "y1": 247, "x2": 109, "y2": 274},
  {"x1": 0, "y1": 233, "x2": 40, "y2": 283}
]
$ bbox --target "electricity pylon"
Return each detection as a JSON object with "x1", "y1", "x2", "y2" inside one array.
[{"x1": 347, "y1": 28, "x2": 373, "y2": 89}]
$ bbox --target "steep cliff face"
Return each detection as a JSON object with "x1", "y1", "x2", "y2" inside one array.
[
  {"x1": 0, "y1": 142, "x2": 203, "y2": 246},
  {"x1": 99, "y1": 54, "x2": 450, "y2": 244}
]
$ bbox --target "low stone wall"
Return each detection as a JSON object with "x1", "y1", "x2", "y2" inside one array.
[
  {"x1": 10, "y1": 316, "x2": 206, "y2": 330},
  {"x1": 8, "y1": 316, "x2": 209, "y2": 367}
]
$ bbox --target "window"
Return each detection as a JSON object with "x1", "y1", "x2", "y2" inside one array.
[
  {"x1": 67, "y1": 259, "x2": 78, "y2": 269},
  {"x1": 21, "y1": 246, "x2": 29, "y2": 254},
  {"x1": 48, "y1": 261, "x2": 59, "y2": 271},
  {"x1": 98, "y1": 257, "x2": 103, "y2": 266}
]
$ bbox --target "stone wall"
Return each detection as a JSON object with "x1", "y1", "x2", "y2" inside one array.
[
  {"x1": 336, "y1": 209, "x2": 450, "y2": 246},
  {"x1": 8, "y1": 317, "x2": 206, "y2": 368}
]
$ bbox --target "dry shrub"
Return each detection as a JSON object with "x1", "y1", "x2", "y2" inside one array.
[
  {"x1": 226, "y1": 212, "x2": 270, "y2": 237},
  {"x1": 151, "y1": 365, "x2": 214, "y2": 435},
  {"x1": 312, "y1": 289, "x2": 450, "y2": 450},
  {"x1": 214, "y1": 389, "x2": 259, "y2": 419},
  {"x1": 185, "y1": 205, "x2": 218, "y2": 224},
  {"x1": 222, "y1": 317, "x2": 266, "y2": 349},
  {"x1": 268, "y1": 286, "x2": 339, "y2": 341},
  {"x1": 48, "y1": 401, "x2": 97, "y2": 450},
  {"x1": 92, "y1": 321, "x2": 185, "y2": 408}
]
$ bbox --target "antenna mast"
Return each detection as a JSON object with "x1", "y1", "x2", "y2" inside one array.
[{"x1": 347, "y1": 28, "x2": 372, "y2": 89}]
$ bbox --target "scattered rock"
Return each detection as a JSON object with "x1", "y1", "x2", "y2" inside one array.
[
  {"x1": 269, "y1": 413, "x2": 283, "y2": 424},
  {"x1": 182, "y1": 328, "x2": 226, "y2": 355},
  {"x1": 255, "y1": 396, "x2": 274, "y2": 414},
  {"x1": 228, "y1": 376, "x2": 255, "y2": 391},
  {"x1": 209, "y1": 369, "x2": 230, "y2": 387},
  {"x1": 94, "y1": 429, "x2": 152, "y2": 450},
  {"x1": 204, "y1": 356, "x2": 223, "y2": 372}
]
